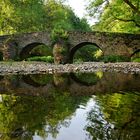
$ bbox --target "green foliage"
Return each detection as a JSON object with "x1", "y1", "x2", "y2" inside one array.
[
  {"x1": 27, "y1": 56, "x2": 54, "y2": 63},
  {"x1": 102, "y1": 55, "x2": 130, "y2": 63},
  {"x1": 51, "y1": 28, "x2": 68, "y2": 42},
  {"x1": 94, "y1": 49, "x2": 103, "y2": 58},
  {"x1": 0, "y1": 0, "x2": 91, "y2": 35},
  {"x1": 0, "y1": 0, "x2": 46, "y2": 34},
  {"x1": 86, "y1": 0, "x2": 140, "y2": 33}
]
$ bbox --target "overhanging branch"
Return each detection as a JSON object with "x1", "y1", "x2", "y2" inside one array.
[
  {"x1": 123, "y1": 0, "x2": 140, "y2": 15},
  {"x1": 115, "y1": 17, "x2": 140, "y2": 27}
]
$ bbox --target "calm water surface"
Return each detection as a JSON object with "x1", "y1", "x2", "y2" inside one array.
[{"x1": 0, "y1": 72, "x2": 140, "y2": 140}]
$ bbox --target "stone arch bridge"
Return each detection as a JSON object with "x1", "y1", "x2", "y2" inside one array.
[{"x1": 0, "y1": 31, "x2": 140, "y2": 63}]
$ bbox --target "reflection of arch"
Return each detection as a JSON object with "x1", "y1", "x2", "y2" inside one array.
[
  {"x1": 22, "y1": 73, "x2": 101, "y2": 87},
  {"x1": 70, "y1": 73, "x2": 100, "y2": 86},
  {"x1": 19, "y1": 42, "x2": 46, "y2": 60},
  {"x1": 22, "y1": 75, "x2": 46, "y2": 87},
  {"x1": 131, "y1": 49, "x2": 140, "y2": 57},
  {"x1": 69, "y1": 42, "x2": 102, "y2": 63},
  {"x1": 22, "y1": 74, "x2": 52, "y2": 87}
]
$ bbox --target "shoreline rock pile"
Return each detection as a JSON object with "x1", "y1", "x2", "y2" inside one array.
[{"x1": 0, "y1": 62, "x2": 140, "y2": 75}]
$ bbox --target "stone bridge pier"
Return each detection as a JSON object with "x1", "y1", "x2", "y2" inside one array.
[{"x1": 0, "y1": 31, "x2": 140, "y2": 63}]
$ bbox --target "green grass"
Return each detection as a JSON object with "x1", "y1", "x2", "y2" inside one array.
[{"x1": 131, "y1": 58, "x2": 140, "y2": 62}]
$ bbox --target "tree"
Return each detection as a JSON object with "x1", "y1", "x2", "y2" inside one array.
[
  {"x1": 86, "y1": 0, "x2": 140, "y2": 33},
  {"x1": 0, "y1": 0, "x2": 46, "y2": 35},
  {"x1": 0, "y1": 0, "x2": 90, "y2": 35}
]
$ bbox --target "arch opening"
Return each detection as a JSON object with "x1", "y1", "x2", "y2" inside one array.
[
  {"x1": 69, "y1": 42, "x2": 103, "y2": 63},
  {"x1": 19, "y1": 42, "x2": 54, "y2": 63},
  {"x1": 131, "y1": 49, "x2": 140, "y2": 62}
]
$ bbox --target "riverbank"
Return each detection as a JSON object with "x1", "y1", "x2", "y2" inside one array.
[{"x1": 0, "y1": 61, "x2": 140, "y2": 75}]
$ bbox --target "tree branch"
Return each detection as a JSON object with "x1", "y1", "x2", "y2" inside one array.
[
  {"x1": 115, "y1": 17, "x2": 140, "y2": 27},
  {"x1": 123, "y1": 0, "x2": 140, "y2": 15},
  {"x1": 115, "y1": 17, "x2": 134, "y2": 22}
]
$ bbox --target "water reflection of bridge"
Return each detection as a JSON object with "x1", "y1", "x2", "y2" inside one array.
[{"x1": 0, "y1": 72, "x2": 140, "y2": 96}]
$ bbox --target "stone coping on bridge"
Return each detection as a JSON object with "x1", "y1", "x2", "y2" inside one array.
[
  {"x1": 1, "y1": 30, "x2": 140, "y2": 37},
  {"x1": 0, "y1": 62, "x2": 140, "y2": 75}
]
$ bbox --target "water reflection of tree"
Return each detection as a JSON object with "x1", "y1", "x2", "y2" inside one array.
[
  {"x1": 85, "y1": 92, "x2": 140, "y2": 140},
  {"x1": 0, "y1": 90, "x2": 89, "y2": 140}
]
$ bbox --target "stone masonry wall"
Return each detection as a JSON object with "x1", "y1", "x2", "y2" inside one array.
[{"x1": 0, "y1": 31, "x2": 139, "y2": 62}]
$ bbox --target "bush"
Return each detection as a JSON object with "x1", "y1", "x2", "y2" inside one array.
[
  {"x1": 27, "y1": 56, "x2": 54, "y2": 63},
  {"x1": 102, "y1": 55, "x2": 130, "y2": 63}
]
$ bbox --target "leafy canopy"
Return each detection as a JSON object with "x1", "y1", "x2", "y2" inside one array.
[{"x1": 86, "y1": 0, "x2": 140, "y2": 33}]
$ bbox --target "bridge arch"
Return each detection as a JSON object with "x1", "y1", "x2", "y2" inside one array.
[
  {"x1": 19, "y1": 42, "x2": 52, "y2": 60},
  {"x1": 69, "y1": 42, "x2": 103, "y2": 63}
]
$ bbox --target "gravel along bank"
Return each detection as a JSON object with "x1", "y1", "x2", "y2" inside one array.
[{"x1": 0, "y1": 62, "x2": 140, "y2": 75}]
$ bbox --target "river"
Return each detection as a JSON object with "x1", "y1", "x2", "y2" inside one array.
[{"x1": 0, "y1": 71, "x2": 140, "y2": 140}]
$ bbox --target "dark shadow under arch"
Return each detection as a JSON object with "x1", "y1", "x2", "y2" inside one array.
[
  {"x1": 69, "y1": 42, "x2": 102, "y2": 63},
  {"x1": 0, "y1": 51, "x2": 3, "y2": 61},
  {"x1": 19, "y1": 42, "x2": 46, "y2": 60},
  {"x1": 0, "y1": 75, "x2": 4, "y2": 81}
]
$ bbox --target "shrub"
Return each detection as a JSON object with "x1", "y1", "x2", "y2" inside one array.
[
  {"x1": 131, "y1": 58, "x2": 140, "y2": 62},
  {"x1": 27, "y1": 56, "x2": 54, "y2": 63}
]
